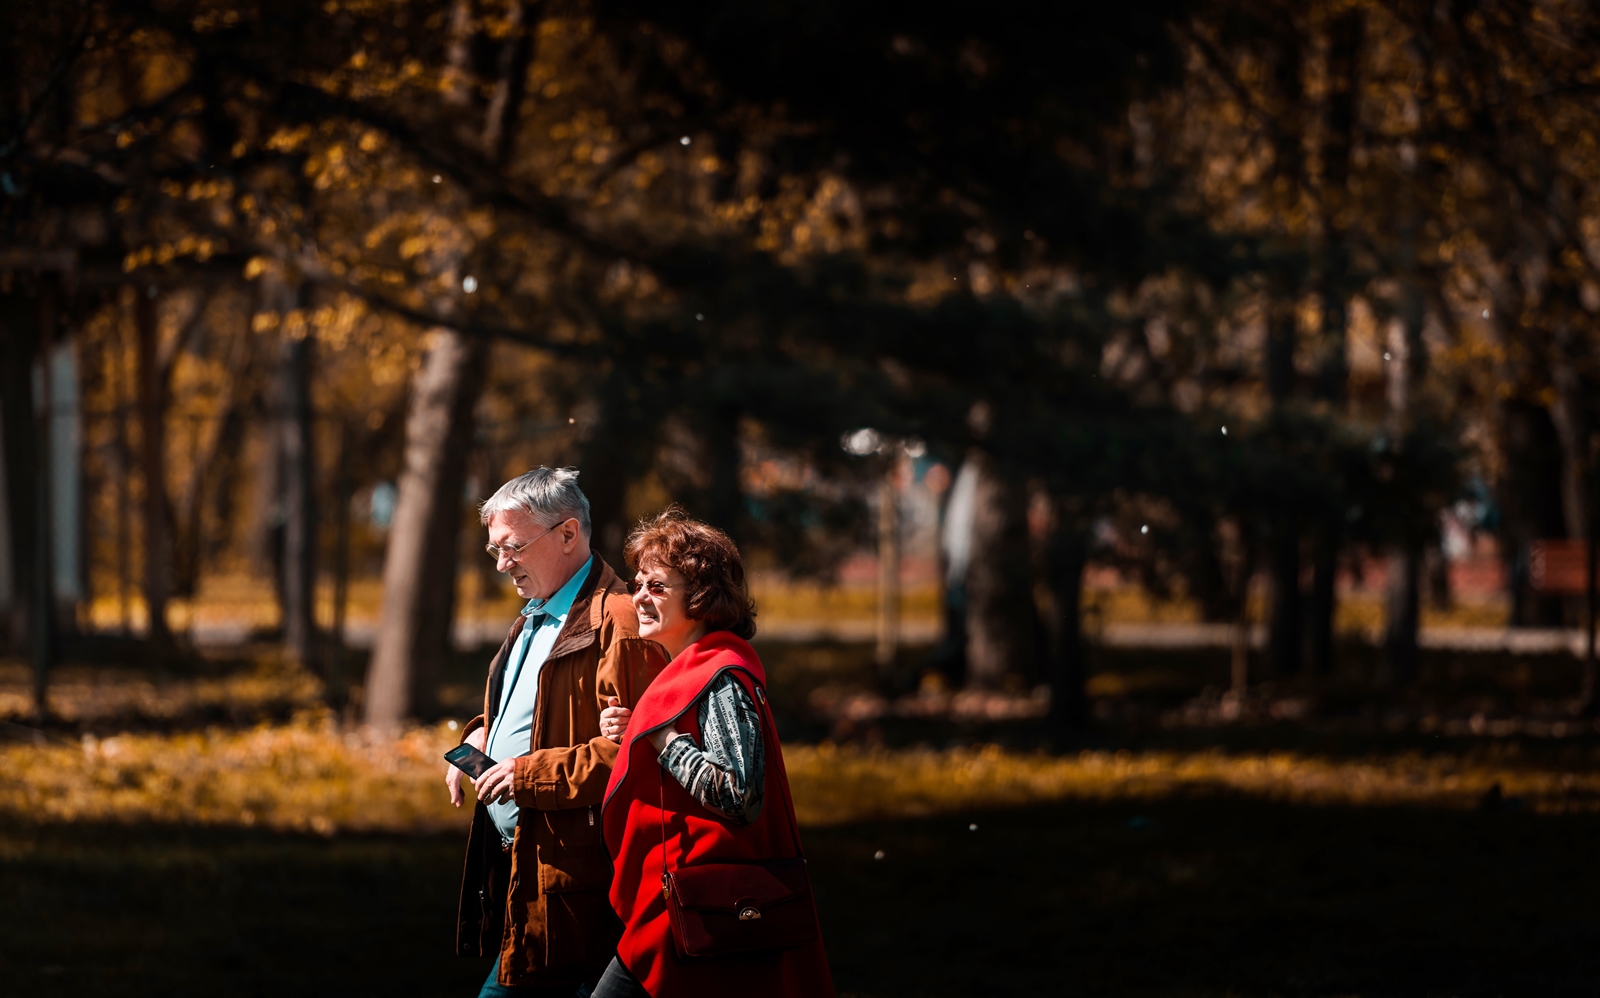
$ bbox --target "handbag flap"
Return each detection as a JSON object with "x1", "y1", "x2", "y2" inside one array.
[{"x1": 668, "y1": 858, "x2": 809, "y2": 912}]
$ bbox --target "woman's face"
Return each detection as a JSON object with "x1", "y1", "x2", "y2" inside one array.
[{"x1": 632, "y1": 561, "x2": 703, "y2": 657}]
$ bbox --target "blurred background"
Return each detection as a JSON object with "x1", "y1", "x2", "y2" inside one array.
[{"x1": 5, "y1": 1, "x2": 1600, "y2": 995}]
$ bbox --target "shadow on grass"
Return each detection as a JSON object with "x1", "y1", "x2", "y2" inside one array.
[{"x1": 4, "y1": 796, "x2": 1597, "y2": 997}]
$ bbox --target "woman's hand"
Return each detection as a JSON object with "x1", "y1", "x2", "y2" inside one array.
[
  {"x1": 648, "y1": 723, "x2": 685, "y2": 755},
  {"x1": 600, "y1": 696, "x2": 632, "y2": 744}
]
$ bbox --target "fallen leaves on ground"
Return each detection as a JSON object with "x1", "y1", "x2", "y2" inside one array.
[{"x1": 3, "y1": 719, "x2": 1598, "y2": 835}]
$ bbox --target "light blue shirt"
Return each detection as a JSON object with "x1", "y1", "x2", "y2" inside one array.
[{"x1": 486, "y1": 555, "x2": 592, "y2": 845}]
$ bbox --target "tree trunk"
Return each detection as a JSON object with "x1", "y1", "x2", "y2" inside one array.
[
  {"x1": 699, "y1": 404, "x2": 743, "y2": 541},
  {"x1": 1266, "y1": 511, "x2": 1302, "y2": 678},
  {"x1": 1, "y1": 293, "x2": 41, "y2": 657},
  {"x1": 579, "y1": 430, "x2": 631, "y2": 570},
  {"x1": 0, "y1": 390, "x2": 12, "y2": 646},
  {"x1": 1307, "y1": 521, "x2": 1338, "y2": 675},
  {"x1": 933, "y1": 459, "x2": 977, "y2": 686},
  {"x1": 482, "y1": 1, "x2": 535, "y2": 167},
  {"x1": 1500, "y1": 400, "x2": 1567, "y2": 626},
  {"x1": 135, "y1": 287, "x2": 172, "y2": 645},
  {"x1": 32, "y1": 277, "x2": 60, "y2": 715},
  {"x1": 365, "y1": 330, "x2": 488, "y2": 727},
  {"x1": 1581, "y1": 443, "x2": 1599, "y2": 715},
  {"x1": 1265, "y1": 294, "x2": 1302, "y2": 677},
  {"x1": 46, "y1": 331, "x2": 83, "y2": 627},
  {"x1": 114, "y1": 303, "x2": 134, "y2": 634},
  {"x1": 875, "y1": 462, "x2": 901, "y2": 676},
  {"x1": 1382, "y1": 285, "x2": 1424, "y2": 685},
  {"x1": 365, "y1": 0, "x2": 531, "y2": 725},
  {"x1": 1549, "y1": 322, "x2": 1588, "y2": 545},
  {"x1": 963, "y1": 451, "x2": 1033, "y2": 689},
  {"x1": 1044, "y1": 504, "x2": 1089, "y2": 736},
  {"x1": 275, "y1": 321, "x2": 317, "y2": 668},
  {"x1": 1231, "y1": 538, "x2": 1255, "y2": 695},
  {"x1": 330, "y1": 419, "x2": 354, "y2": 706},
  {"x1": 1384, "y1": 541, "x2": 1422, "y2": 684},
  {"x1": 1306, "y1": 6, "x2": 1360, "y2": 678}
]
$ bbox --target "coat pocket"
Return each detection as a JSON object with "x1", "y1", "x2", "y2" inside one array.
[
  {"x1": 538, "y1": 806, "x2": 613, "y2": 893},
  {"x1": 542, "y1": 883, "x2": 621, "y2": 971}
]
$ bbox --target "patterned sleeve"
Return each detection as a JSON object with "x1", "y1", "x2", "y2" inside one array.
[{"x1": 658, "y1": 672, "x2": 766, "y2": 825}]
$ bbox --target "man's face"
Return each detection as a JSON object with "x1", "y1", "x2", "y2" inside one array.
[{"x1": 487, "y1": 508, "x2": 575, "y2": 600}]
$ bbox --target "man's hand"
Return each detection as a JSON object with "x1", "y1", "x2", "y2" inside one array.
[
  {"x1": 446, "y1": 726, "x2": 488, "y2": 808},
  {"x1": 475, "y1": 757, "x2": 518, "y2": 806},
  {"x1": 600, "y1": 696, "x2": 632, "y2": 744}
]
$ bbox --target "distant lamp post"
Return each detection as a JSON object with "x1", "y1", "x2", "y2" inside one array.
[{"x1": 843, "y1": 429, "x2": 919, "y2": 676}]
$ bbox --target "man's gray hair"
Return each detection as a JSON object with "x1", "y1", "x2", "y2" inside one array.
[{"x1": 479, "y1": 466, "x2": 592, "y2": 536}]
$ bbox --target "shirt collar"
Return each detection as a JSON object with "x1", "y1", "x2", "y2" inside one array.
[{"x1": 519, "y1": 555, "x2": 593, "y2": 624}]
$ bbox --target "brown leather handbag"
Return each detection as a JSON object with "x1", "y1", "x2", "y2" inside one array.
[{"x1": 658, "y1": 680, "x2": 819, "y2": 959}]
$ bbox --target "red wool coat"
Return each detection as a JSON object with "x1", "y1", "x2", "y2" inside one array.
[{"x1": 602, "y1": 631, "x2": 835, "y2": 998}]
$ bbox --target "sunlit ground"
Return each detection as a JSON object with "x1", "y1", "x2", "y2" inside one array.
[
  {"x1": 75, "y1": 572, "x2": 1511, "y2": 642},
  {"x1": 4, "y1": 782, "x2": 1596, "y2": 996},
  {"x1": 4, "y1": 717, "x2": 1600, "y2": 837},
  {"x1": 3, "y1": 644, "x2": 1597, "y2": 995}
]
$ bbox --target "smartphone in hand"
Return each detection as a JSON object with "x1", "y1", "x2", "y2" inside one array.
[{"x1": 444, "y1": 743, "x2": 497, "y2": 780}]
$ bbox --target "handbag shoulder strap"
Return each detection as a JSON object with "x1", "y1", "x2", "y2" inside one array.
[{"x1": 657, "y1": 665, "x2": 804, "y2": 893}]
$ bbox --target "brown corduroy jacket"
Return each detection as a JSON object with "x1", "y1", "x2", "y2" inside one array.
[{"x1": 455, "y1": 556, "x2": 668, "y2": 989}]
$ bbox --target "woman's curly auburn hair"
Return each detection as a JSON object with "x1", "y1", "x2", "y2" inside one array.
[{"x1": 624, "y1": 506, "x2": 757, "y2": 640}]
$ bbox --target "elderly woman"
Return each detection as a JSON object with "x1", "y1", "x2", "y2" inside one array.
[{"x1": 592, "y1": 508, "x2": 834, "y2": 998}]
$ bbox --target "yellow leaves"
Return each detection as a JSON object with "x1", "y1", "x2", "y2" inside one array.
[
  {"x1": 244, "y1": 256, "x2": 271, "y2": 280},
  {"x1": 0, "y1": 718, "x2": 468, "y2": 836},
  {"x1": 310, "y1": 299, "x2": 366, "y2": 350},
  {"x1": 283, "y1": 309, "x2": 311, "y2": 341},
  {"x1": 369, "y1": 340, "x2": 414, "y2": 386},
  {"x1": 266, "y1": 125, "x2": 312, "y2": 152},
  {"x1": 183, "y1": 179, "x2": 233, "y2": 202},
  {"x1": 464, "y1": 210, "x2": 494, "y2": 240},
  {"x1": 121, "y1": 238, "x2": 227, "y2": 273},
  {"x1": 398, "y1": 235, "x2": 430, "y2": 260},
  {"x1": 6, "y1": 722, "x2": 1593, "y2": 836},
  {"x1": 785, "y1": 743, "x2": 1600, "y2": 826},
  {"x1": 358, "y1": 130, "x2": 382, "y2": 153},
  {"x1": 191, "y1": 7, "x2": 243, "y2": 32}
]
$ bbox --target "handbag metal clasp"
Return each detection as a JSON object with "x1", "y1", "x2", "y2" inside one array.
[{"x1": 738, "y1": 906, "x2": 762, "y2": 921}]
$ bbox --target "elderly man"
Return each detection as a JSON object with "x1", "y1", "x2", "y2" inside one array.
[{"x1": 447, "y1": 467, "x2": 668, "y2": 997}]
